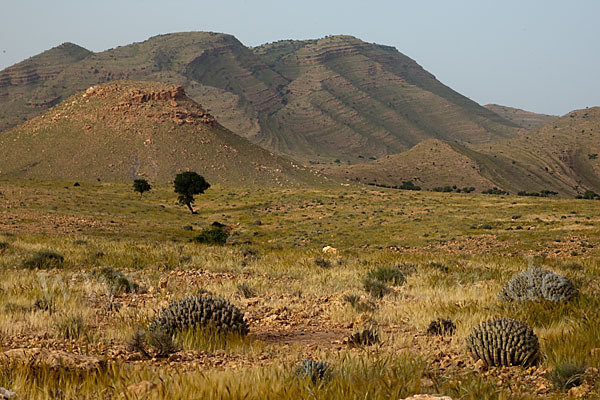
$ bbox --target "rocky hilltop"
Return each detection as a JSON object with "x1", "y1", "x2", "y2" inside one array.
[{"x1": 0, "y1": 81, "x2": 320, "y2": 186}]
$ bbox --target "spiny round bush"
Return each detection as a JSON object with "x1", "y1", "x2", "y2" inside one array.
[
  {"x1": 426, "y1": 318, "x2": 456, "y2": 336},
  {"x1": 148, "y1": 295, "x2": 248, "y2": 336},
  {"x1": 295, "y1": 360, "x2": 330, "y2": 383},
  {"x1": 466, "y1": 317, "x2": 539, "y2": 367},
  {"x1": 499, "y1": 268, "x2": 576, "y2": 302},
  {"x1": 22, "y1": 250, "x2": 64, "y2": 269}
]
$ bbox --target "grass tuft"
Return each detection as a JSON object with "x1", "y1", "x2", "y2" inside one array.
[{"x1": 22, "y1": 250, "x2": 64, "y2": 270}]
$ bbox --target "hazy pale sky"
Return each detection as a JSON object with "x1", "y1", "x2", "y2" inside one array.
[{"x1": 1, "y1": 0, "x2": 598, "y2": 115}]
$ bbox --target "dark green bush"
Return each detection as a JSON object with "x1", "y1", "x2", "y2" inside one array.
[
  {"x1": 482, "y1": 187, "x2": 509, "y2": 195},
  {"x1": 399, "y1": 181, "x2": 421, "y2": 191},
  {"x1": 192, "y1": 226, "x2": 229, "y2": 245},
  {"x1": 22, "y1": 250, "x2": 64, "y2": 269}
]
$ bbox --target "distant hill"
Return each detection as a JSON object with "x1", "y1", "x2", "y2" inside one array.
[
  {"x1": 0, "y1": 32, "x2": 519, "y2": 163},
  {"x1": 254, "y1": 36, "x2": 518, "y2": 161},
  {"x1": 0, "y1": 81, "x2": 320, "y2": 186},
  {"x1": 484, "y1": 104, "x2": 558, "y2": 130},
  {"x1": 324, "y1": 139, "x2": 496, "y2": 190},
  {"x1": 326, "y1": 108, "x2": 600, "y2": 195}
]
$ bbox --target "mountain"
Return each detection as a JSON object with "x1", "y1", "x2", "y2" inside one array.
[
  {"x1": 0, "y1": 32, "x2": 519, "y2": 163},
  {"x1": 253, "y1": 36, "x2": 518, "y2": 161},
  {"x1": 484, "y1": 104, "x2": 558, "y2": 130},
  {"x1": 326, "y1": 108, "x2": 600, "y2": 195},
  {"x1": 473, "y1": 107, "x2": 600, "y2": 194},
  {"x1": 0, "y1": 81, "x2": 319, "y2": 186},
  {"x1": 0, "y1": 42, "x2": 93, "y2": 130}
]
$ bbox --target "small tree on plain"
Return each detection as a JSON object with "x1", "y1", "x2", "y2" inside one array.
[
  {"x1": 174, "y1": 172, "x2": 210, "y2": 214},
  {"x1": 133, "y1": 179, "x2": 152, "y2": 199}
]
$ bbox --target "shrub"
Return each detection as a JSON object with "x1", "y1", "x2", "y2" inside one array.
[
  {"x1": 33, "y1": 298, "x2": 53, "y2": 312},
  {"x1": 236, "y1": 282, "x2": 256, "y2": 298},
  {"x1": 295, "y1": 360, "x2": 331, "y2": 383},
  {"x1": 582, "y1": 190, "x2": 600, "y2": 200},
  {"x1": 22, "y1": 250, "x2": 64, "y2": 270},
  {"x1": 0, "y1": 241, "x2": 9, "y2": 254},
  {"x1": 362, "y1": 278, "x2": 391, "y2": 299},
  {"x1": 314, "y1": 257, "x2": 333, "y2": 268},
  {"x1": 346, "y1": 328, "x2": 380, "y2": 346},
  {"x1": 399, "y1": 181, "x2": 421, "y2": 191},
  {"x1": 482, "y1": 187, "x2": 509, "y2": 195},
  {"x1": 192, "y1": 226, "x2": 229, "y2": 245},
  {"x1": 53, "y1": 314, "x2": 88, "y2": 340},
  {"x1": 343, "y1": 294, "x2": 377, "y2": 312},
  {"x1": 367, "y1": 266, "x2": 406, "y2": 286},
  {"x1": 93, "y1": 267, "x2": 139, "y2": 296},
  {"x1": 548, "y1": 361, "x2": 586, "y2": 391},
  {"x1": 128, "y1": 327, "x2": 177, "y2": 358},
  {"x1": 426, "y1": 318, "x2": 456, "y2": 336}
]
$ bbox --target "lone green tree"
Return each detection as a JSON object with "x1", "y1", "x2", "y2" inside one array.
[
  {"x1": 174, "y1": 172, "x2": 210, "y2": 214},
  {"x1": 133, "y1": 179, "x2": 152, "y2": 199}
]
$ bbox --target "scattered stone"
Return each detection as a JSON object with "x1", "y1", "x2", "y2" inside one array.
[
  {"x1": 0, "y1": 387, "x2": 15, "y2": 399},
  {"x1": 1, "y1": 348, "x2": 105, "y2": 371},
  {"x1": 322, "y1": 245, "x2": 338, "y2": 254},
  {"x1": 252, "y1": 220, "x2": 262, "y2": 226},
  {"x1": 182, "y1": 225, "x2": 193, "y2": 231}
]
